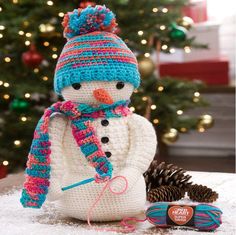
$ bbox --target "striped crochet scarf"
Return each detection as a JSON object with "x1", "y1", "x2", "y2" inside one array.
[{"x1": 20, "y1": 100, "x2": 131, "y2": 208}]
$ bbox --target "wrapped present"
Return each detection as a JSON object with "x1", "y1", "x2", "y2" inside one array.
[
  {"x1": 183, "y1": 0, "x2": 208, "y2": 23},
  {"x1": 159, "y1": 58, "x2": 229, "y2": 85},
  {"x1": 159, "y1": 22, "x2": 220, "y2": 63},
  {"x1": 0, "y1": 164, "x2": 7, "y2": 179}
]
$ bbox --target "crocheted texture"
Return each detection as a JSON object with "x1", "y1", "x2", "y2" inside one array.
[
  {"x1": 20, "y1": 100, "x2": 130, "y2": 209},
  {"x1": 93, "y1": 88, "x2": 114, "y2": 104},
  {"x1": 54, "y1": 6, "x2": 140, "y2": 95},
  {"x1": 48, "y1": 113, "x2": 157, "y2": 221},
  {"x1": 62, "y1": 5, "x2": 117, "y2": 39},
  {"x1": 61, "y1": 81, "x2": 134, "y2": 105}
]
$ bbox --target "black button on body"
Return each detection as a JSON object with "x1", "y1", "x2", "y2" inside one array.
[
  {"x1": 101, "y1": 119, "x2": 109, "y2": 126},
  {"x1": 101, "y1": 137, "x2": 109, "y2": 143},
  {"x1": 105, "y1": 151, "x2": 112, "y2": 158}
]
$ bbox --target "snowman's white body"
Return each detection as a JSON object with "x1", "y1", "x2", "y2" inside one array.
[{"x1": 48, "y1": 112, "x2": 157, "y2": 221}]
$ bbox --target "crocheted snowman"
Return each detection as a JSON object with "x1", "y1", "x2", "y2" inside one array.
[{"x1": 21, "y1": 5, "x2": 157, "y2": 221}]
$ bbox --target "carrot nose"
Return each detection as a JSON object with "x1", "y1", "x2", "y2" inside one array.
[{"x1": 93, "y1": 88, "x2": 114, "y2": 104}]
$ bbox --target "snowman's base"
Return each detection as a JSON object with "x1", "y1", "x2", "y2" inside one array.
[{"x1": 0, "y1": 172, "x2": 235, "y2": 235}]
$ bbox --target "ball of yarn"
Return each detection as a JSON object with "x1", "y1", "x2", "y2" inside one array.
[
  {"x1": 62, "y1": 5, "x2": 117, "y2": 39},
  {"x1": 146, "y1": 203, "x2": 222, "y2": 231}
]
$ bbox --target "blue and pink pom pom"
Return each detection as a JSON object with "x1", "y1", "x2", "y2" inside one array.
[{"x1": 62, "y1": 5, "x2": 117, "y2": 40}]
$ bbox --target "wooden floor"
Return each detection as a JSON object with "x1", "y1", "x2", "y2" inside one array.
[{"x1": 157, "y1": 155, "x2": 235, "y2": 173}]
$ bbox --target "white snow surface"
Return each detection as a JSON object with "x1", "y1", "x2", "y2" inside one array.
[{"x1": 0, "y1": 171, "x2": 236, "y2": 235}]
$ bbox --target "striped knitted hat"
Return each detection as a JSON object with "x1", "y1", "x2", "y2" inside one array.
[{"x1": 54, "y1": 5, "x2": 140, "y2": 95}]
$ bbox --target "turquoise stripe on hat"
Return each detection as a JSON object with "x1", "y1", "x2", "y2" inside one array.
[{"x1": 54, "y1": 31, "x2": 140, "y2": 95}]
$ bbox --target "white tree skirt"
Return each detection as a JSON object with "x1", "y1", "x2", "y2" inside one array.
[{"x1": 0, "y1": 171, "x2": 236, "y2": 235}]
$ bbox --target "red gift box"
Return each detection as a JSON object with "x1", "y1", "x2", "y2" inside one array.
[
  {"x1": 159, "y1": 58, "x2": 229, "y2": 85},
  {"x1": 183, "y1": 0, "x2": 208, "y2": 23},
  {"x1": 0, "y1": 164, "x2": 7, "y2": 179}
]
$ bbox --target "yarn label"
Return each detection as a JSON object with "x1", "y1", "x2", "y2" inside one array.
[{"x1": 166, "y1": 205, "x2": 195, "y2": 226}]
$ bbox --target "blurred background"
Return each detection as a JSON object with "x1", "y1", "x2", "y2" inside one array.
[{"x1": 0, "y1": 0, "x2": 235, "y2": 179}]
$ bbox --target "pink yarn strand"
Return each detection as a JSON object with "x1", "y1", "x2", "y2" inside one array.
[{"x1": 87, "y1": 175, "x2": 142, "y2": 233}]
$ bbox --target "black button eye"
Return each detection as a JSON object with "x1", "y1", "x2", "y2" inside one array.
[
  {"x1": 116, "y1": 82, "x2": 125, "y2": 90},
  {"x1": 72, "y1": 83, "x2": 81, "y2": 90}
]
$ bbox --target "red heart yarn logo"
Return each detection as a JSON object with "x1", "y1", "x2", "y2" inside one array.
[{"x1": 168, "y1": 206, "x2": 194, "y2": 226}]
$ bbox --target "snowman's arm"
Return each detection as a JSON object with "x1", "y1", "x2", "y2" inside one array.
[
  {"x1": 113, "y1": 113, "x2": 157, "y2": 191},
  {"x1": 126, "y1": 113, "x2": 157, "y2": 172},
  {"x1": 47, "y1": 114, "x2": 67, "y2": 201}
]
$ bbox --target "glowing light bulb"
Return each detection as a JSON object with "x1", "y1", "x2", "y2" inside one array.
[
  {"x1": 161, "y1": 45, "x2": 168, "y2": 50},
  {"x1": 157, "y1": 86, "x2": 164, "y2": 92},
  {"x1": 130, "y1": 107, "x2": 135, "y2": 112},
  {"x1": 18, "y1": 30, "x2": 24, "y2": 35},
  {"x1": 193, "y1": 97, "x2": 199, "y2": 103},
  {"x1": 177, "y1": 110, "x2": 183, "y2": 115},
  {"x1": 14, "y1": 140, "x2": 21, "y2": 146},
  {"x1": 198, "y1": 127, "x2": 205, "y2": 133},
  {"x1": 151, "y1": 105, "x2": 157, "y2": 110},
  {"x1": 21, "y1": 116, "x2": 27, "y2": 122},
  {"x1": 25, "y1": 93, "x2": 31, "y2": 98},
  {"x1": 25, "y1": 32, "x2": 32, "y2": 37},
  {"x1": 152, "y1": 8, "x2": 158, "y2": 13},
  {"x1": 180, "y1": 127, "x2": 187, "y2": 132},
  {"x1": 160, "y1": 25, "x2": 166, "y2": 30},
  {"x1": 153, "y1": 119, "x2": 159, "y2": 124},
  {"x1": 52, "y1": 54, "x2": 58, "y2": 59},
  {"x1": 0, "y1": 81, "x2": 3, "y2": 86},
  {"x1": 3, "y1": 82, "x2": 9, "y2": 87},
  {"x1": 33, "y1": 68, "x2": 39, "y2": 73},
  {"x1": 142, "y1": 96, "x2": 148, "y2": 101},
  {"x1": 25, "y1": 40, "x2": 31, "y2": 46},
  {"x1": 58, "y1": 12, "x2": 64, "y2": 17},
  {"x1": 141, "y1": 39, "x2": 147, "y2": 45},
  {"x1": 144, "y1": 53, "x2": 150, "y2": 57},
  {"x1": 0, "y1": 7, "x2": 2, "y2": 12},
  {"x1": 3, "y1": 160, "x2": 9, "y2": 166},
  {"x1": 4, "y1": 57, "x2": 11, "y2": 63},
  {"x1": 52, "y1": 47, "x2": 57, "y2": 51},
  {"x1": 43, "y1": 41, "x2": 50, "y2": 47},
  {"x1": 194, "y1": 92, "x2": 200, "y2": 97},
  {"x1": 42, "y1": 76, "x2": 48, "y2": 81},
  {"x1": 12, "y1": 0, "x2": 18, "y2": 3},
  {"x1": 47, "y1": 0, "x2": 54, "y2": 6},
  {"x1": 0, "y1": 25, "x2": 5, "y2": 30},
  {"x1": 184, "y1": 46, "x2": 191, "y2": 53},
  {"x1": 162, "y1": 8, "x2": 168, "y2": 13},
  {"x1": 0, "y1": 33, "x2": 2, "y2": 38},
  {"x1": 138, "y1": 30, "x2": 143, "y2": 36},
  {"x1": 3, "y1": 94, "x2": 10, "y2": 99},
  {"x1": 170, "y1": 48, "x2": 175, "y2": 53}
]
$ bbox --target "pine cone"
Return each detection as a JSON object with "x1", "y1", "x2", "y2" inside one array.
[
  {"x1": 144, "y1": 160, "x2": 192, "y2": 192},
  {"x1": 147, "y1": 185, "x2": 185, "y2": 202},
  {"x1": 187, "y1": 184, "x2": 218, "y2": 203}
]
